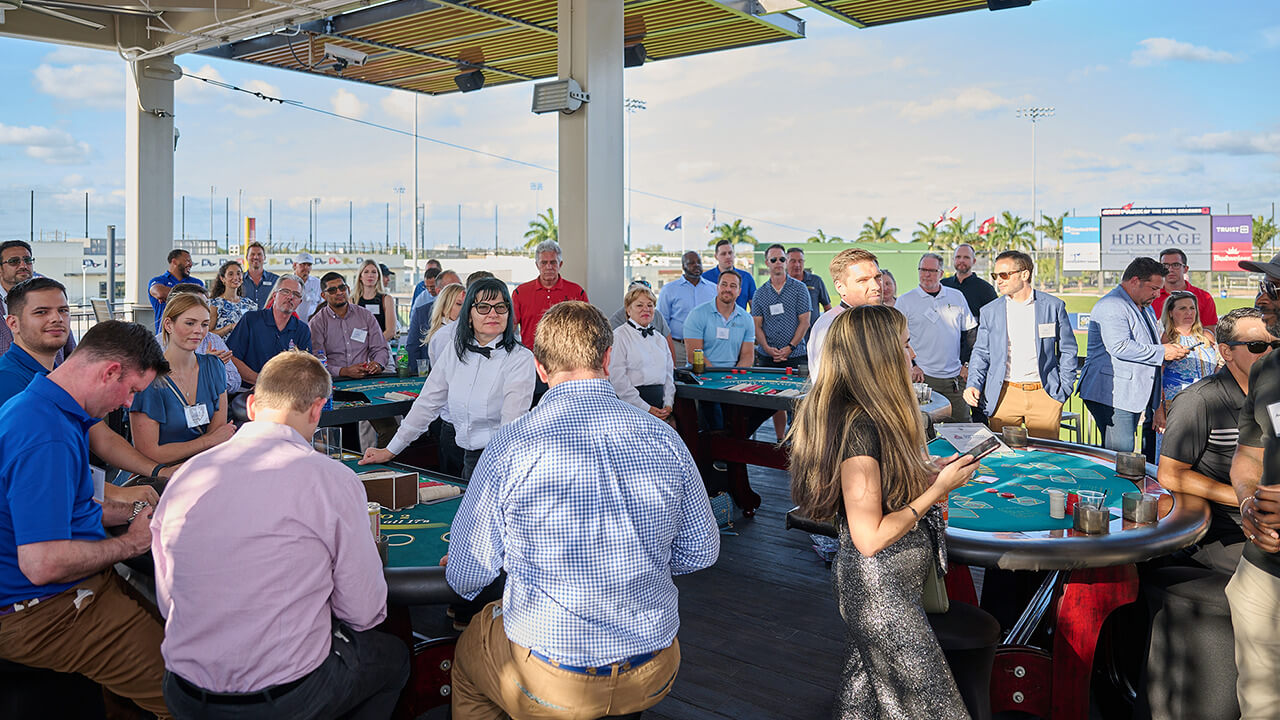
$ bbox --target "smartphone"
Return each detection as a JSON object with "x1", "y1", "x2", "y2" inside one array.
[{"x1": 967, "y1": 436, "x2": 1003, "y2": 461}]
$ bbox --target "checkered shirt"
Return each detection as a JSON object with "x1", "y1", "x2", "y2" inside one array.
[{"x1": 446, "y1": 378, "x2": 720, "y2": 666}]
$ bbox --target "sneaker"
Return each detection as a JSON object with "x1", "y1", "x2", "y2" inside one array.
[{"x1": 712, "y1": 461, "x2": 728, "y2": 472}]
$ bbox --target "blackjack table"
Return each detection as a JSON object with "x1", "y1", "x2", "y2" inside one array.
[{"x1": 320, "y1": 374, "x2": 423, "y2": 426}]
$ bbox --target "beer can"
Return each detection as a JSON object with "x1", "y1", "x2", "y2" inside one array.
[
  {"x1": 692, "y1": 348, "x2": 706, "y2": 373},
  {"x1": 367, "y1": 502, "x2": 381, "y2": 539}
]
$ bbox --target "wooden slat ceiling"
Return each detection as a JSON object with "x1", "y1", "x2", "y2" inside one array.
[
  {"x1": 794, "y1": 0, "x2": 992, "y2": 28},
  {"x1": 203, "y1": 0, "x2": 808, "y2": 96}
]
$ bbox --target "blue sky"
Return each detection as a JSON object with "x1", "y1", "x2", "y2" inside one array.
[{"x1": 0, "y1": 0, "x2": 1277, "y2": 252}]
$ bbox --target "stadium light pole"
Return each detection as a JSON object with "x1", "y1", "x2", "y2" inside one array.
[
  {"x1": 393, "y1": 186, "x2": 405, "y2": 252},
  {"x1": 1015, "y1": 106, "x2": 1053, "y2": 267},
  {"x1": 624, "y1": 97, "x2": 647, "y2": 282}
]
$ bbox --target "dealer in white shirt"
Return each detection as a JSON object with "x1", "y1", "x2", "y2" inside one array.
[{"x1": 608, "y1": 284, "x2": 676, "y2": 420}]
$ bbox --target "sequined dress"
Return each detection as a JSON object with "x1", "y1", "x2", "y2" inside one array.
[{"x1": 831, "y1": 417, "x2": 968, "y2": 719}]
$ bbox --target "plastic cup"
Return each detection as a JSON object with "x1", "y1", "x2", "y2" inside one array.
[
  {"x1": 1047, "y1": 489, "x2": 1066, "y2": 519},
  {"x1": 1077, "y1": 489, "x2": 1106, "y2": 509}
]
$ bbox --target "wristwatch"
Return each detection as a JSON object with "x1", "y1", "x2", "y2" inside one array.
[{"x1": 127, "y1": 501, "x2": 151, "y2": 523}]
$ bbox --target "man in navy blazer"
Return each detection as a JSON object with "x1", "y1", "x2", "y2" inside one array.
[
  {"x1": 1077, "y1": 256, "x2": 1190, "y2": 456},
  {"x1": 964, "y1": 251, "x2": 1078, "y2": 439}
]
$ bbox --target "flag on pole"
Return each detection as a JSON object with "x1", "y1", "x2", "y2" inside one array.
[
  {"x1": 1121, "y1": 202, "x2": 1134, "y2": 210},
  {"x1": 705, "y1": 207, "x2": 716, "y2": 234},
  {"x1": 934, "y1": 205, "x2": 960, "y2": 227},
  {"x1": 978, "y1": 216, "x2": 996, "y2": 236},
  {"x1": 664, "y1": 216, "x2": 682, "y2": 231}
]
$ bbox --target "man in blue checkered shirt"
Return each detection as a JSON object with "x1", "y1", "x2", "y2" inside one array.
[{"x1": 446, "y1": 301, "x2": 720, "y2": 720}]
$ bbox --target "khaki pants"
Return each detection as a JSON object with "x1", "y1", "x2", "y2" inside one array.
[
  {"x1": 0, "y1": 569, "x2": 170, "y2": 719},
  {"x1": 1226, "y1": 557, "x2": 1280, "y2": 720},
  {"x1": 924, "y1": 374, "x2": 970, "y2": 423},
  {"x1": 451, "y1": 600, "x2": 680, "y2": 720},
  {"x1": 988, "y1": 382, "x2": 1063, "y2": 440}
]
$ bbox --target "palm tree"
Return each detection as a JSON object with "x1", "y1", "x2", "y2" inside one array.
[
  {"x1": 912, "y1": 221, "x2": 940, "y2": 249},
  {"x1": 989, "y1": 212, "x2": 1035, "y2": 254},
  {"x1": 1253, "y1": 215, "x2": 1278, "y2": 254},
  {"x1": 708, "y1": 219, "x2": 757, "y2": 247},
  {"x1": 523, "y1": 208, "x2": 557, "y2": 249},
  {"x1": 806, "y1": 228, "x2": 844, "y2": 244},
  {"x1": 939, "y1": 218, "x2": 974, "y2": 251},
  {"x1": 1035, "y1": 212, "x2": 1067, "y2": 246},
  {"x1": 857, "y1": 216, "x2": 900, "y2": 243}
]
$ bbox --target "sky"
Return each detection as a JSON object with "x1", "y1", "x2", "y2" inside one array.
[{"x1": 0, "y1": 0, "x2": 1278, "y2": 253}]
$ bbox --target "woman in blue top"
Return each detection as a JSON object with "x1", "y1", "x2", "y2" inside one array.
[
  {"x1": 131, "y1": 292, "x2": 235, "y2": 463},
  {"x1": 1154, "y1": 290, "x2": 1222, "y2": 437}
]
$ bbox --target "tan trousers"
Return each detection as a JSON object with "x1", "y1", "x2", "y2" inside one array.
[
  {"x1": 1226, "y1": 556, "x2": 1280, "y2": 720},
  {"x1": 451, "y1": 600, "x2": 681, "y2": 720},
  {"x1": 0, "y1": 569, "x2": 171, "y2": 719},
  {"x1": 988, "y1": 382, "x2": 1063, "y2": 440}
]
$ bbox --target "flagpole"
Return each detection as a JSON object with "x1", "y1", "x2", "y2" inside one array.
[{"x1": 682, "y1": 221, "x2": 686, "y2": 254}]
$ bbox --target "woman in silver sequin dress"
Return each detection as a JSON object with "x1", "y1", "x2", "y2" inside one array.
[{"x1": 789, "y1": 305, "x2": 979, "y2": 719}]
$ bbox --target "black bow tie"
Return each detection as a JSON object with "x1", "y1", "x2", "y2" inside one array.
[
  {"x1": 465, "y1": 344, "x2": 492, "y2": 359},
  {"x1": 629, "y1": 321, "x2": 655, "y2": 338}
]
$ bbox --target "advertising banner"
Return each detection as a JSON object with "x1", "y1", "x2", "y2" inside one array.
[
  {"x1": 1062, "y1": 217, "x2": 1101, "y2": 272},
  {"x1": 1211, "y1": 215, "x2": 1253, "y2": 271},
  {"x1": 1099, "y1": 214, "x2": 1211, "y2": 271}
]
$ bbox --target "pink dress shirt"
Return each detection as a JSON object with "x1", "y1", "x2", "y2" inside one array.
[
  {"x1": 308, "y1": 303, "x2": 391, "y2": 377},
  {"x1": 151, "y1": 421, "x2": 387, "y2": 692}
]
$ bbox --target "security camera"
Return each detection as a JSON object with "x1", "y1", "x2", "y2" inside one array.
[{"x1": 323, "y1": 43, "x2": 367, "y2": 69}]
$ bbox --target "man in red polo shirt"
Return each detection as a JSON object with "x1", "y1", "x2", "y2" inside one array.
[
  {"x1": 1154, "y1": 248, "x2": 1217, "y2": 333},
  {"x1": 512, "y1": 240, "x2": 588, "y2": 350}
]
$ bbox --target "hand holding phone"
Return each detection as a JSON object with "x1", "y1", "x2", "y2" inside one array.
[{"x1": 968, "y1": 436, "x2": 1002, "y2": 461}]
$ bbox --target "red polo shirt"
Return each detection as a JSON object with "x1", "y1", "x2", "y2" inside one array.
[
  {"x1": 1154, "y1": 282, "x2": 1218, "y2": 328},
  {"x1": 512, "y1": 275, "x2": 589, "y2": 349}
]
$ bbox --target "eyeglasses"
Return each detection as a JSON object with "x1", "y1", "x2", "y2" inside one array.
[
  {"x1": 276, "y1": 289, "x2": 303, "y2": 300},
  {"x1": 767, "y1": 257, "x2": 786, "y2": 264},
  {"x1": 991, "y1": 270, "x2": 1025, "y2": 281},
  {"x1": 2, "y1": 256, "x2": 34, "y2": 267},
  {"x1": 323, "y1": 284, "x2": 349, "y2": 294},
  {"x1": 1261, "y1": 280, "x2": 1279, "y2": 300},
  {"x1": 1225, "y1": 340, "x2": 1280, "y2": 354},
  {"x1": 917, "y1": 267, "x2": 941, "y2": 274},
  {"x1": 473, "y1": 302, "x2": 509, "y2": 315},
  {"x1": 1162, "y1": 262, "x2": 1185, "y2": 270}
]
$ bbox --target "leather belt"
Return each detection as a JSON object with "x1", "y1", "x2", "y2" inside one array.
[
  {"x1": 1004, "y1": 381, "x2": 1043, "y2": 391},
  {"x1": 173, "y1": 673, "x2": 308, "y2": 705},
  {"x1": 530, "y1": 649, "x2": 660, "y2": 677},
  {"x1": 0, "y1": 591, "x2": 63, "y2": 617}
]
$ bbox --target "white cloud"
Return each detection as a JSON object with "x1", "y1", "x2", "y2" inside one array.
[
  {"x1": 177, "y1": 64, "x2": 226, "y2": 105},
  {"x1": 1130, "y1": 38, "x2": 1241, "y2": 66},
  {"x1": 0, "y1": 124, "x2": 92, "y2": 165},
  {"x1": 1262, "y1": 26, "x2": 1280, "y2": 47},
  {"x1": 1182, "y1": 130, "x2": 1280, "y2": 156},
  {"x1": 899, "y1": 87, "x2": 1018, "y2": 121},
  {"x1": 331, "y1": 88, "x2": 367, "y2": 119},
  {"x1": 32, "y1": 61, "x2": 121, "y2": 109}
]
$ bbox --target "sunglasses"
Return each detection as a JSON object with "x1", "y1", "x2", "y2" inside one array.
[
  {"x1": 323, "y1": 284, "x2": 349, "y2": 294},
  {"x1": 767, "y1": 257, "x2": 786, "y2": 264},
  {"x1": 1225, "y1": 340, "x2": 1280, "y2": 354},
  {"x1": 991, "y1": 270, "x2": 1025, "y2": 281},
  {"x1": 1261, "y1": 280, "x2": 1279, "y2": 300},
  {"x1": 473, "y1": 302, "x2": 509, "y2": 315},
  {"x1": 2, "y1": 256, "x2": 34, "y2": 267}
]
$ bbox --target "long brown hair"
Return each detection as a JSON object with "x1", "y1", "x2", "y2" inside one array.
[{"x1": 788, "y1": 305, "x2": 931, "y2": 521}]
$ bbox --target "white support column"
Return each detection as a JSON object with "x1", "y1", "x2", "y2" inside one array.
[
  {"x1": 557, "y1": 0, "x2": 624, "y2": 316},
  {"x1": 125, "y1": 56, "x2": 178, "y2": 327}
]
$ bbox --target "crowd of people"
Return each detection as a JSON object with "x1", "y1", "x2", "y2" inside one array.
[{"x1": 3, "y1": 233, "x2": 1280, "y2": 719}]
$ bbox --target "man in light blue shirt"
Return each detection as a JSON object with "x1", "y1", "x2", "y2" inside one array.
[
  {"x1": 683, "y1": 272, "x2": 754, "y2": 368},
  {"x1": 446, "y1": 301, "x2": 719, "y2": 720},
  {"x1": 657, "y1": 251, "x2": 717, "y2": 365}
]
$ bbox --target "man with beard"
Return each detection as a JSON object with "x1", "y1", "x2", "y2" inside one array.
[
  {"x1": 148, "y1": 249, "x2": 204, "y2": 333},
  {"x1": 941, "y1": 243, "x2": 997, "y2": 318},
  {"x1": 241, "y1": 242, "x2": 279, "y2": 310}
]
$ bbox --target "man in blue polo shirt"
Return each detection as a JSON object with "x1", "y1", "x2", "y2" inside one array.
[
  {"x1": 0, "y1": 320, "x2": 171, "y2": 718},
  {"x1": 702, "y1": 239, "x2": 755, "y2": 311},
  {"x1": 241, "y1": 241, "x2": 279, "y2": 310},
  {"x1": 148, "y1": 249, "x2": 204, "y2": 333},
  {"x1": 0, "y1": 278, "x2": 166, "y2": 493},
  {"x1": 684, "y1": 271, "x2": 754, "y2": 369},
  {"x1": 226, "y1": 274, "x2": 311, "y2": 385}
]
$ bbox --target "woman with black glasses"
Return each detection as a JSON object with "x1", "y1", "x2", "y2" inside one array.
[{"x1": 360, "y1": 278, "x2": 535, "y2": 480}]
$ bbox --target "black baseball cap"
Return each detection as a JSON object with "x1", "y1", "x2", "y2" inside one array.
[
  {"x1": 1239, "y1": 254, "x2": 1280, "y2": 277},
  {"x1": 378, "y1": 263, "x2": 394, "y2": 277}
]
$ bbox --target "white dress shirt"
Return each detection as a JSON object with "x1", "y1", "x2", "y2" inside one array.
[
  {"x1": 896, "y1": 286, "x2": 976, "y2": 377},
  {"x1": 1004, "y1": 293, "x2": 1040, "y2": 383},
  {"x1": 388, "y1": 335, "x2": 536, "y2": 454},
  {"x1": 608, "y1": 322, "x2": 676, "y2": 411},
  {"x1": 427, "y1": 322, "x2": 456, "y2": 424}
]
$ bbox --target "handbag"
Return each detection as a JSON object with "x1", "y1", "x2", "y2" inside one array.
[{"x1": 923, "y1": 559, "x2": 949, "y2": 614}]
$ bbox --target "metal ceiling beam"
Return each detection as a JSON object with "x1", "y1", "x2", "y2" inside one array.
[
  {"x1": 322, "y1": 29, "x2": 535, "y2": 80},
  {"x1": 705, "y1": 0, "x2": 804, "y2": 38},
  {"x1": 198, "y1": 0, "x2": 438, "y2": 60}
]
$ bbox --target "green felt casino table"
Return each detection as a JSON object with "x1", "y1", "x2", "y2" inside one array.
[
  {"x1": 930, "y1": 437, "x2": 1138, "y2": 533},
  {"x1": 321, "y1": 374, "x2": 425, "y2": 426},
  {"x1": 342, "y1": 459, "x2": 463, "y2": 569}
]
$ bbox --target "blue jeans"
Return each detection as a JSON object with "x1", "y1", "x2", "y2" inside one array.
[{"x1": 1083, "y1": 400, "x2": 1141, "y2": 453}]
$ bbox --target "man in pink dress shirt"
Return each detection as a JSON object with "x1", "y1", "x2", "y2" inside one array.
[{"x1": 152, "y1": 350, "x2": 408, "y2": 718}]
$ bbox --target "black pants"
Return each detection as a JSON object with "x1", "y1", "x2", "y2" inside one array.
[
  {"x1": 461, "y1": 448, "x2": 484, "y2": 481},
  {"x1": 162, "y1": 621, "x2": 409, "y2": 720},
  {"x1": 436, "y1": 420, "x2": 465, "y2": 478}
]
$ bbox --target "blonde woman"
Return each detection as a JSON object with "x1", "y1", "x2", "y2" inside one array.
[
  {"x1": 354, "y1": 259, "x2": 397, "y2": 343},
  {"x1": 608, "y1": 284, "x2": 674, "y2": 420},
  {"x1": 131, "y1": 292, "x2": 235, "y2": 463},
  {"x1": 1154, "y1": 290, "x2": 1221, "y2": 433},
  {"x1": 789, "y1": 305, "x2": 978, "y2": 718},
  {"x1": 426, "y1": 282, "x2": 466, "y2": 355}
]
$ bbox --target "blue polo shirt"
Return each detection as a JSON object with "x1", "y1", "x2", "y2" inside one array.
[
  {"x1": 0, "y1": 343, "x2": 63, "y2": 408},
  {"x1": 226, "y1": 308, "x2": 312, "y2": 375},
  {"x1": 751, "y1": 276, "x2": 811, "y2": 358},
  {"x1": 657, "y1": 276, "x2": 718, "y2": 340},
  {"x1": 242, "y1": 270, "x2": 279, "y2": 310},
  {"x1": 702, "y1": 266, "x2": 756, "y2": 310},
  {"x1": 0, "y1": 374, "x2": 103, "y2": 605},
  {"x1": 682, "y1": 301, "x2": 754, "y2": 367},
  {"x1": 148, "y1": 271, "x2": 206, "y2": 332}
]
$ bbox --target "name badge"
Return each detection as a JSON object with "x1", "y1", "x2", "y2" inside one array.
[
  {"x1": 184, "y1": 403, "x2": 210, "y2": 429},
  {"x1": 351, "y1": 327, "x2": 368, "y2": 343},
  {"x1": 1038, "y1": 322, "x2": 1055, "y2": 339},
  {"x1": 769, "y1": 303, "x2": 784, "y2": 316},
  {"x1": 1267, "y1": 402, "x2": 1280, "y2": 437},
  {"x1": 716, "y1": 327, "x2": 731, "y2": 340},
  {"x1": 91, "y1": 466, "x2": 105, "y2": 503},
  {"x1": 924, "y1": 307, "x2": 941, "y2": 324},
  {"x1": 367, "y1": 305, "x2": 380, "y2": 315},
  {"x1": 262, "y1": 281, "x2": 273, "y2": 287}
]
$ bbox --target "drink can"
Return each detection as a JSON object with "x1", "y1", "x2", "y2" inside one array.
[
  {"x1": 367, "y1": 502, "x2": 381, "y2": 539},
  {"x1": 692, "y1": 349, "x2": 706, "y2": 373}
]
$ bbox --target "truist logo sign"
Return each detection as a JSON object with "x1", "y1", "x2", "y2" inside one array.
[
  {"x1": 1214, "y1": 222, "x2": 1250, "y2": 235},
  {"x1": 1111, "y1": 220, "x2": 1201, "y2": 246}
]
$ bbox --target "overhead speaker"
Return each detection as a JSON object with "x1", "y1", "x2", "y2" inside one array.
[
  {"x1": 454, "y1": 69, "x2": 485, "y2": 93},
  {"x1": 623, "y1": 43, "x2": 647, "y2": 68}
]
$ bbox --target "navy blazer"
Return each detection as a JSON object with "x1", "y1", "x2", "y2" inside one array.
[
  {"x1": 966, "y1": 290, "x2": 1079, "y2": 410},
  {"x1": 1077, "y1": 285, "x2": 1164, "y2": 414},
  {"x1": 405, "y1": 299, "x2": 433, "y2": 370}
]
